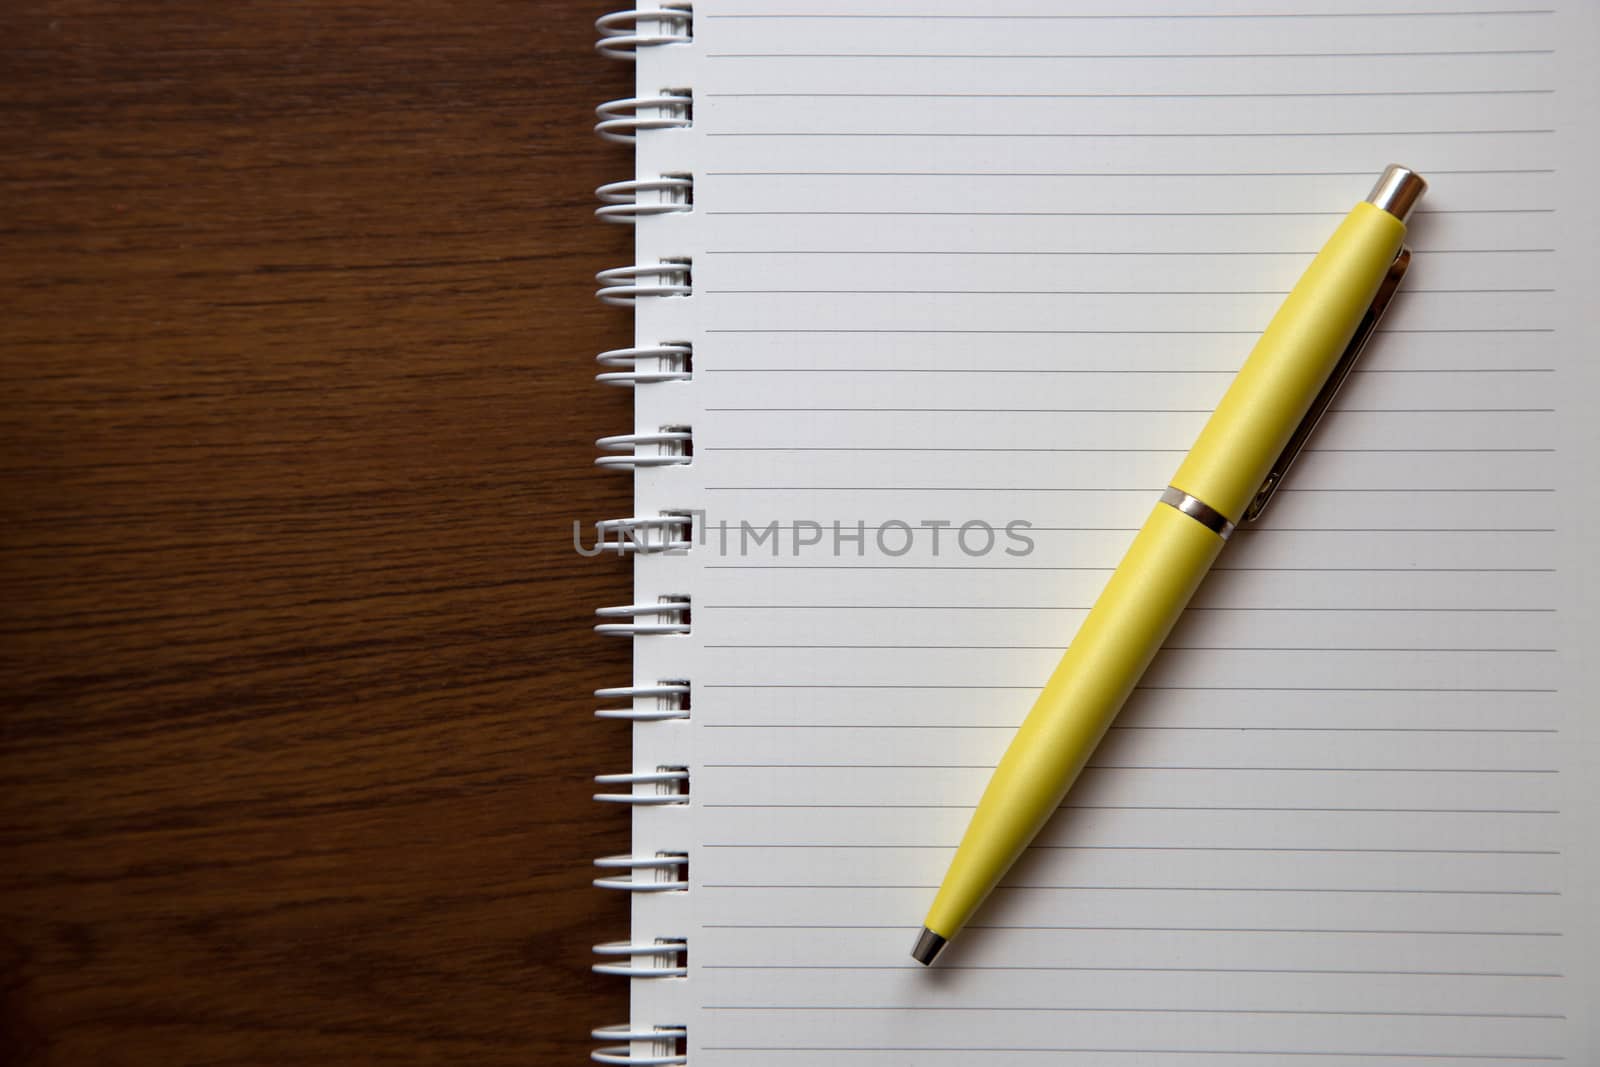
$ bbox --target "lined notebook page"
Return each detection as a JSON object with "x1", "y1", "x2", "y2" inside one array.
[{"x1": 627, "y1": 2, "x2": 1599, "y2": 1063}]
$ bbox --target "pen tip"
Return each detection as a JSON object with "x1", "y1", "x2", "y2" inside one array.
[{"x1": 910, "y1": 928, "x2": 948, "y2": 967}]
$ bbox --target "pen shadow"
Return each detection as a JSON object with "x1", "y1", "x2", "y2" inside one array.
[{"x1": 1397, "y1": 193, "x2": 1438, "y2": 256}]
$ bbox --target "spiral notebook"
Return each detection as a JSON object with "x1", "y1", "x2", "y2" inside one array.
[{"x1": 586, "y1": 3, "x2": 1599, "y2": 1063}]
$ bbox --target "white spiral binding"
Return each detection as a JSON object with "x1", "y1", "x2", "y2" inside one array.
[
  {"x1": 596, "y1": 344, "x2": 693, "y2": 386},
  {"x1": 596, "y1": 262, "x2": 692, "y2": 306},
  {"x1": 594, "y1": 430, "x2": 693, "y2": 470},
  {"x1": 592, "y1": 515, "x2": 694, "y2": 554},
  {"x1": 595, "y1": 682, "x2": 691, "y2": 721},
  {"x1": 593, "y1": 768, "x2": 689, "y2": 805},
  {"x1": 593, "y1": 853, "x2": 690, "y2": 893},
  {"x1": 591, "y1": 1025, "x2": 689, "y2": 1066},
  {"x1": 595, "y1": 1, "x2": 693, "y2": 60},
  {"x1": 595, "y1": 92, "x2": 692, "y2": 145},
  {"x1": 594, "y1": 598, "x2": 691, "y2": 636},
  {"x1": 591, "y1": 21, "x2": 695, "y2": 1064},
  {"x1": 596, "y1": 176, "x2": 693, "y2": 222},
  {"x1": 592, "y1": 939, "x2": 688, "y2": 978}
]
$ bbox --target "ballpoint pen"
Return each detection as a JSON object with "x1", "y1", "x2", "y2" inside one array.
[{"x1": 912, "y1": 164, "x2": 1428, "y2": 966}]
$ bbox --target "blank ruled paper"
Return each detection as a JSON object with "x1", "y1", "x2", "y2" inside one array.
[{"x1": 623, "y1": 2, "x2": 1600, "y2": 1063}]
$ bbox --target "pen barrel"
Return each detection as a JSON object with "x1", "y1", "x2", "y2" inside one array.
[
  {"x1": 1170, "y1": 200, "x2": 1406, "y2": 523},
  {"x1": 922, "y1": 195, "x2": 1410, "y2": 952},
  {"x1": 923, "y1": 503, "x2": 1223, "y2": 942}
]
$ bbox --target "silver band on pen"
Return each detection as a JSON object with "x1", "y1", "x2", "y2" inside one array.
[{"x1": 1159, "y1": 486, "x2": 1237, "y2": 541}]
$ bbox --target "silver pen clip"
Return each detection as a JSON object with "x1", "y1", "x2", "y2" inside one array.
[{"x1": 1242, "y1": 246, "x2": 1412, "y2": 524}]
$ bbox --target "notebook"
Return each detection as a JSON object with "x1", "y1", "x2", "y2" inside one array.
[{"x1": 585, "y1": 3, "x2": 1599, "y2": 1063}]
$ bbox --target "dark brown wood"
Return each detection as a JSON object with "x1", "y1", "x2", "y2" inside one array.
[{"x1": 0, "y1": 3, "x2": 634, "y2": 1061}]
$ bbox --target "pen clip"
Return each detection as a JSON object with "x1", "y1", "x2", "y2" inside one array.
[{"x1": 1242, "y1": 246, "x2": 1412, "y2": 524}]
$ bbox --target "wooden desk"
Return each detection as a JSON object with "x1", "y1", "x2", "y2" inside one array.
[{"x1": 1, "y1": 3, "x2": 630, "y2": 1061}]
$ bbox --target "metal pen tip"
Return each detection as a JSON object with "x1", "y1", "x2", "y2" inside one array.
[
  {"x1": 1366, "y1": 164, "x2": 1427, "y2": 224},
  {"x1": 910, "y1": 927, "x2": 948, "y2": 966}
]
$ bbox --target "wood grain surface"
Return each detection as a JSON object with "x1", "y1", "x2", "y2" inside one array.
[{"x1": 0, "y1": 3, "x2": 633, "y2": 1062}]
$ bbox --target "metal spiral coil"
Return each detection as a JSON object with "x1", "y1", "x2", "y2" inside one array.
[
  {"x1": 594, "y1": 682, "x2": 692, "y2": 721},
  {"x1": 591, "y1": 1024, "x2": 689, "y2": 1066},
  {"x1": 594, "y1": 92, "x2": 692, "y2": 145},
  {"x1": 596, "y1": 176, "x2": 693, "y2": 223},
  {"x1": 594, "y1": 2, "x2": 693, "y2": 61},
  {"x1": 593, "y1": 768, "x2": 689, "y2": 805},
  {"x1": 591, "y1": 514, "x2": 694, "y2": 554},
  {"x1": 594, "y1": 430, "x2": 693, "y2": 470},
  {"x1": 595, "y1": 344, "x2": 693, "y2": 387},
  {"x1": 591, "y1": 939, "x2": 688, "y2": 979},
  {"x1": 588, "y1": 30, "x2": 697, "y2": 1060},
  {"x1": 595, "y1": 261, "x2": 692, "y2": 306},
  {"x1": 594, "y1": 598, "x2": 691, "y2": 637},
  {"x1": 593, "y1": 853, "x2": 689, "y2": 893}
]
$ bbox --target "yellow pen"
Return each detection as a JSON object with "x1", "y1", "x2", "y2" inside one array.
[{"x1": 913, "y1": 165, "x2": 1428, "y2": 966}]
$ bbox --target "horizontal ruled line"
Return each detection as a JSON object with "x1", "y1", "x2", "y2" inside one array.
[
  {"x1": 705, "y1": 646, "x2": 1556, "y2": 654},
  {"x1": 705, "y1": 367, "x2": 1556, "y2": 375},
  {"x1": 707, "y1": 10, "x2": 1555, "y2": 20},
  {"x1": 705, "y1": 329, "x2": 1556, "y2": 336},
  {"x1": 704, "y1": 804, "x2": 1559, "y2": 814},
  {"x1": 695, "y1": 527, "x2": 1556, "y2": 534},
  {"x1": 701, "y1": 959, "x2": 1560, "y2": 971},
  {"x1": 704, "y1": 924, "x2": 1562, "y2": 940},
  {"x1": 703, "y1": 285, "x2": 1553, "y2": 292},
  {"x1": 702, "y1": 844, "x2": 1558, "y2": 854},
  {"x1": 703, "y1": 645, "x2": 1556, "y2": 652},
  {"x1": 703, "y1": 484, "x2": 1557, "y2": 491},
  {"x1": 707, "y1": 167, "x2": 1554, "y2": 175},
  {"x1": 694, "y1": 527, "x2": 1554, "y2": 534},
  {"x1": 703, "y1": 485, "x2": 1555, "y2": 493},
  {"x1": 705, "y1": 206, "x2": 1551, "y2": 213},
  {"x1": 701, "y1": 565, "x2": 1557, "y2": 572},
  {"x1": 702, "y1": 724, "x2": 1559, "y2": 734},
  {"x1": 703, "y1": 405, "x2": 1553, "y2": 411},
  {"x1": 706, "y1": 763, "x2": 1556, "y2": 772},
  {"x1": 702, "y1": 1004, "x2": 1564, "y2": 1021},
  {"x1": 708, "y1": 49, "x2": 1556, "y2": 59},
  {"x1": 704, "y1": 446, "x2": 1555, "y2": 454},
  {"x1": 700, "y1": 1049, "x2": 1561, "y2": 1062},
  {"x1": 711, "y1": 133, "x2": 1555, "y2": 142},
  {"x1": 698, "y1": 1045, "x2": 1563, "y2": 1061},
  {"x1": 702, "y1": 684, "x2": 1557, "y2": 693},
  {"x1": 708, "y1": 89, "x2": 1556, "y2": 99},
  {"x1": 701, "y1": 605, "x2": 1557, "y2": 612},
  {"x1": 699, "y1": 1045, "x2": 1563, "y2": 1061},
  {"x1": 702, "y1": 496, "x2": 1554, "y2": 504},
  {"x1": 702, "y1": 885, "x2": 1559, "y2": 895},
  {"x1": 703, "y1": 246, "x2": 1555, "y2": 255}
]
